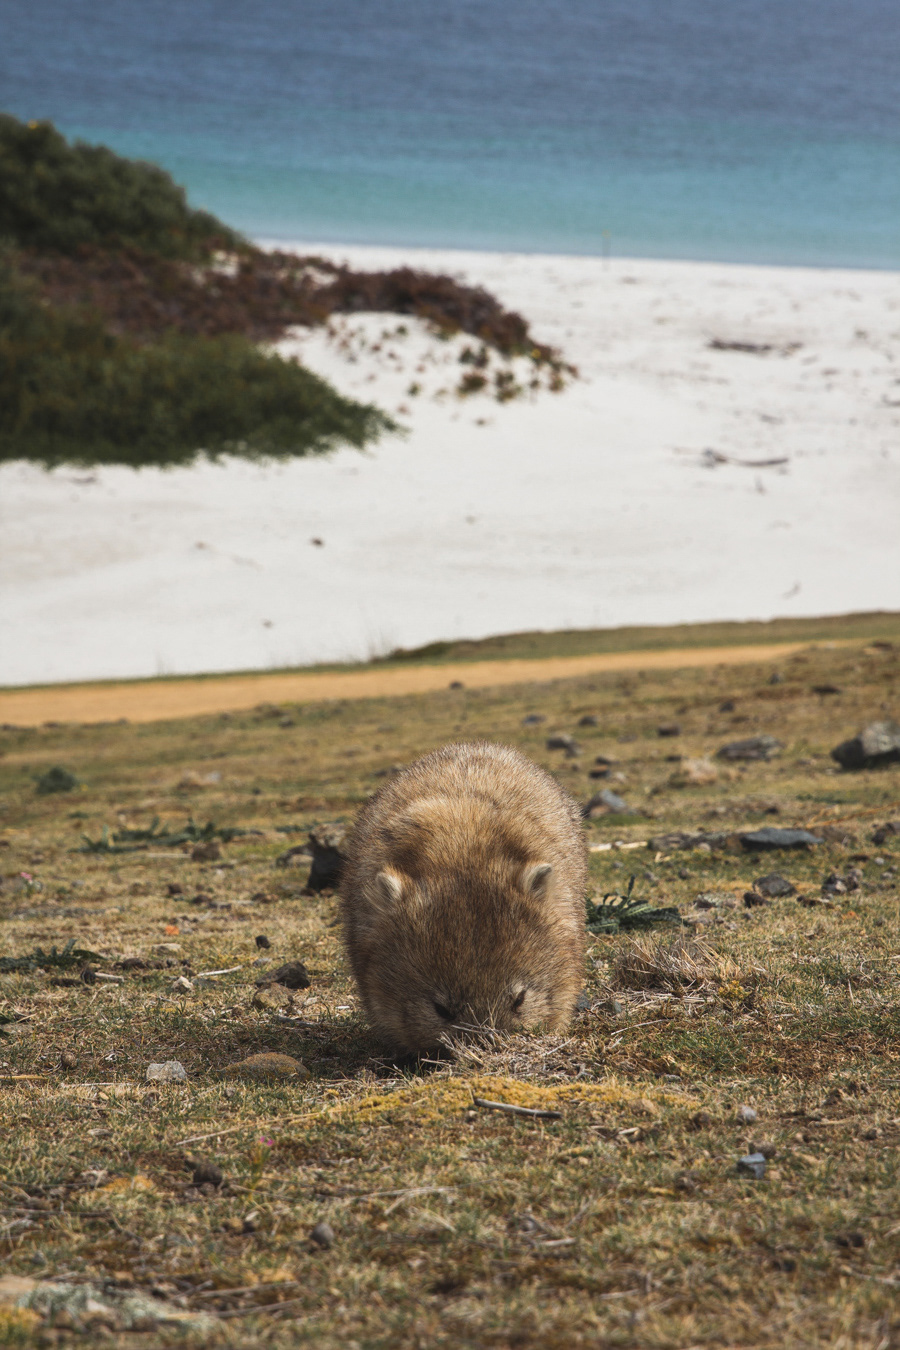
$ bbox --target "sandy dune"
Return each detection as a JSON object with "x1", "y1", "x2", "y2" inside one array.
[{"x1": 1, "y1": 246, "x2": 898, "y2": 687}]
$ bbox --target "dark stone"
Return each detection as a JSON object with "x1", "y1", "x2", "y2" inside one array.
[
  {"x1": 546, "y1": 734, "x2": 580, "y2": 756},
  {"x1": 753, "y1": 873, "x2": 796, "y2": 897},
  {"x1": 583, "y1": 789, "x2": 629, "y2": 817},
  {"x1": 190, "y1": 841, "x2": 222, "y2": 862},
  {"x1": 717, "y1": 735, "x2": 783, "y2": 762},
  {"x1": 812, "y1": 684, "x2": 842, "y2": 695},
  {"x1": 256, "y1": 960, "x2": 311, "y2": 990},
  {"x1": 306, "y1": 822, "x2": 349, "y2": 892},
  {"x1": 521, "y1": 714, "x2": 546, "y2": 726},
  {"x1": 36, "y1": 766, "x2": 79, "y2": 794},
  {"x1": 718, "y1": 699, "x2": 736, "y2": 713},
  {"x1": 743, "y1": 891, "x2": 768, "y2": 907},
  {"x1": 310, "y1": 1221, "x2": 335, "y2": 1249},
  {"x1": 872, "y1": 821, "x2": 900, "y2": 846},
  {"x1": 449, "y1": 680, "x2": 465, "y2": 690},
  {"x1": 578, "y1": 714, "x2": 598, "y2": 727},
  {"x1": 657, "y1": 723, "x2": 681, "y2": 737},
  {"x1": 588, "y1": 766, "x2": 610, "y2": 779},
  {"x1": 192, "y1": 1162, "x2": 224, "y2": 1188},
  {"x1": 255, "y1": 935, "x2": 271, "y2": 949},
  {"x1": 832, "y1": 722, "x2": 900, "y2": 771},
  {"x1": 740, "y1": 828, "x2": 822, "y2": 850},
  {"x1": 736, "y1": 1152, "x2": 767, "y2": 1180},
  {"x1": 646, "y1": 830, "x2": 729, "y2": 853}
]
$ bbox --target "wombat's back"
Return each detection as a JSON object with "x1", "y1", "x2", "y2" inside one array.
[{"x1": 340, "y1": 741, "x2": 587, "y2": 1052}]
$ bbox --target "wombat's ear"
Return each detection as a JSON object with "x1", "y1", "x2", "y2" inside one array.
[
  {"x1": 373, "y1": 869, "x2": 404, "y2": 908},
  {"x1": 522, "y1": 862, "x2": 554, "y2": 900}
]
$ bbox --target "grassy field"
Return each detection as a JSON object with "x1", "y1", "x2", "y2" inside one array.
[{"x1": 0, "y1": 636, "x2": 898, "y2": 1347}]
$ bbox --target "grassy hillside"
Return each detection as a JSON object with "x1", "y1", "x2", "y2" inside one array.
[
  {"x1": 0, "y1": 114, "x2": 569, "y2": 469},
  {"x1": 0, "y1": 637, "x2": 898, "y2": 1345}
]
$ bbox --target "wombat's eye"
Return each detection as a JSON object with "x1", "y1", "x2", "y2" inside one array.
[
  {"x1": 433, "y1": 1000, "x2": 453, "y2": 1021},
  {"x1": 511, "y1": 989, "x2": 526, "y2": 1014}
]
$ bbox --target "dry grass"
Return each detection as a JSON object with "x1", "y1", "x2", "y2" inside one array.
[
  {"x1": 609, "y1": 932, "x2": 765, "y2": 994},
  {"x1": 0, "y1": 633, "x2": 899, "y2": 1346}
]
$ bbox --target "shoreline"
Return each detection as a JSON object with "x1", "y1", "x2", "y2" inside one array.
[
  {"x1": 258, "y1": 236, "x2": 900, "y2": 277},
  {"x1": 2, "y1": 244, "x2": 899, "y2": 687}
]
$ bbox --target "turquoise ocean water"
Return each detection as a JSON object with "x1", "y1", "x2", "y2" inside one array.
[{"x1": 2, "y1": 0, "x2": 899, "y2": 267}]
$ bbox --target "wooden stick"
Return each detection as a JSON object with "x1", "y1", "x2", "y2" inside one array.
[{"x1": 472, "y1": 1096, "x2": 562, "y2": 1120}]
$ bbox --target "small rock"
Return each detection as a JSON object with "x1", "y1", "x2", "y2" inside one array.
[
  {"x1": 753, "y1": 873, "x2": 796, "y2": 897},
  {"x1": 522, "y1": 714, "x2": 546, "y2": 726},
  {"x1": 687, "y1": 1111, "x2": 713, "y2": 1131},
  {"x1": 152, "y1": 942, "x2": 183, "y2": 957},
  {"x1": 872, "y1": 821, "x2": 900, "y2": 846},
  {"x1": 146, "y1": 1060, "x2": 188, "y2": 1083},
  {"x1": 812, "y1": 683, "x2": 842, "y2": 695},
  {"x1": 737, "y1": 1104, "x2": 758, "y2": 1124},
  {"x1": 768, "y1": 671, "x2": 784, "y2": 684},
  {"x1": 832, "y1": 1231, "x2": 865, "y2": 1249},
  {"x1": 221, "y1": 1052, "x2": 309, "y2": 1082},
  {"x1": 736, "y1": 1152, "x2": 767, "y2": 1179},
  {"x1": 717, "y1": 735, "x2": 783, "y2": 762},
  {"x1": 578, "y1": 714, "x2": 599, "y2": 727},
  {"x1": 60, "y1": 1050, "x2": 78, "y2": 1069},
  {"x1": 36, "y1": 766, "x2": 79, "y2": 795},
  {"x1": 170, "y1": 975, "x2": 194, "y2": 994},
  {"x1": 739, "y1": 828, "x2": 822, "y2": 851},
  {"x1": 255, "y1": 935, "x2": 271, "y2": 949},
  {"x1": 718, "y1": 699, "x2": 736, "y2": 713},
  {"x1": 257, "y1": 960, "x2": 311, "y2": 990},
  {"x1": 191, "y1": 1162, "x2": 224, "y2": 1188},
  {"x1": 251, "y1": 983, "x2": 295, "y2": 1012},
  {"x1": 449, "y1": 680, "x2": 464, "y2": 690},
  {"x1": 310, "y1": 1221, "x2": 335, "y2": 1249},
  {"x1": 546, "y1": 734, "x2": 581, "y2": 756},
  {"x1": 831, "y1": 721, "x2": 900, "y2": 771},
  {"x1": 657, "y1": 723, "x2": 681, "y2": 737},
  {"x1": 743, "y1": 891, "x2": 768, "y2": 907},
  {"x1": 583, "y1": 788, "x2": 629, "y2": 817},
  {"x1": 306, "y1": 823, "x2": 349, "y2": 892},
  {"x1": 191, "y1": 841, "x2": 222, "y2": 862},
  {"x1": 669, "y1": 757, "x2": 718, "y2": 787},
  {"x1": 752, "y1": 1141, "x2": 777, "y2": 1159}
]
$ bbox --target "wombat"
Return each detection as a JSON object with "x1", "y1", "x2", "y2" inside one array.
[{"x1": 339, "y1": 741, "x2": 587, "y2": 1053}]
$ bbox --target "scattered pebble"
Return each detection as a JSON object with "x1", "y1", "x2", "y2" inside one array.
[
  {"x1": 251, "y1": 982, "x2": 295, "y2": 1012},
  {"x1": 736, "y1": 1152, "x2": 767, "y2": 1179},
  {"x1": 255, "y1": 934, "x2": 271, "y2": 949},
  {"x1": 717, "y1": 734, "x2": 783, "y2": 762},
  {"x1": 191, "y1": 1162, "x2": 224, "y2": 1188},
  {"x1": 170, "y1": 975, "x2": 194, "y2": 994},
  {"x1": 752, "y1": 873, "x2": 796, "y2": 897},
  {"x1": 546, "y1": 734, "x2": 580, "y2": 755},
  {"x1": 146, "y1": 1061, "x2": 188, "y2": 1083},
  {"x1": 737, "y1": 1104, "x2": 758, "y2": 1124},
  {"x1": 256, "y1": 960, "x2": 311, "y2": 990},
  {"x1": 310, "y1": 1221, "x2": 335, "y2": 1249}
]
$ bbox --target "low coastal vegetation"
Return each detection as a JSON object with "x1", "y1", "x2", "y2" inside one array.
[
  {"x1": 0, "y1": 635, "x2": 898, "y2": 1345},
  {"x1": 0, "y1": 114, "x2": 569, "y2": 468}
]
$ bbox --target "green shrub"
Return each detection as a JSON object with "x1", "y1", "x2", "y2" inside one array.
[
  {"x1": 0, "y1": 264, "x2": 394, "y2": 467},
  {"x1": 0, "y1": 113, "x2": 242, "y2": 259}
]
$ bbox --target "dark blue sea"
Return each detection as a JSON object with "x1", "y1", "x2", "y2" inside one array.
[{"x1": 3, "y1": 0, "x2": 899, "y2": 267}]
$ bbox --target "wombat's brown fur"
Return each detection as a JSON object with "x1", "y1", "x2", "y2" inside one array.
[{"x1": 340, "y1": 741, "x2": 587, "y2": 1053}]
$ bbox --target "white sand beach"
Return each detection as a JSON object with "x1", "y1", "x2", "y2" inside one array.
[{"x1": 1, "y1": 246, "x2": 898, "y2": 687}]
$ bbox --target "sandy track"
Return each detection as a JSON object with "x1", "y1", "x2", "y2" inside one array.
[{"x1": 0, "y1": 640, "x2": 832, "y2": 727}]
